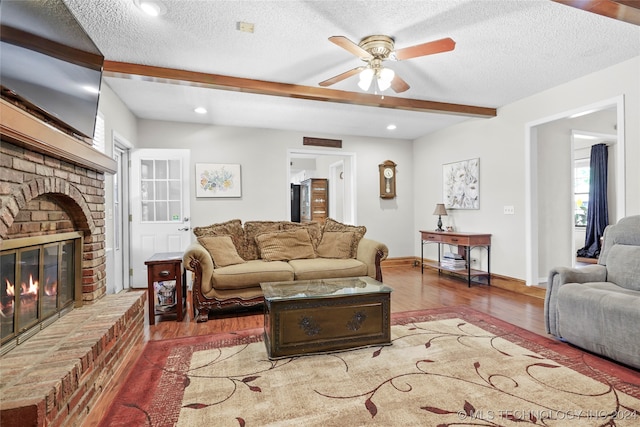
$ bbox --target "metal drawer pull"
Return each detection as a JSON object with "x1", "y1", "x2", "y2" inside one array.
[{"x1": 159, "y1": 270, "x2": 171, "y2": 277}]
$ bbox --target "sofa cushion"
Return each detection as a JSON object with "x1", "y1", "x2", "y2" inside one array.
[
  {"x1": 212, "y1": 260, "x2": 294, "y2": 290},
  {"x1": 197, "y1": 235, "x2": 246, "y2": 268},
  {"x1": 322, "y1": 218, "x2": 366, "y2": 258},
  {"x1": 288, "y1": 258, "x2": 368, "y2": 280},
  {"x1": 606, "y1": 244, "x2": 640, "y2": 291},
  {"x1": 316, "y1": 231, "x2": 355, "y2": 259},
  {"x1": 557, "y1": 281, "x2": 640, "y2": 369},
  {"x1": 255, "y1": 229, "x2": 316, "y2": 261},
  {"x1": 243, "y1": 221, "x2": 283, "y2": 260},
  {"x1": 193, "y1": 219, "x2": 244, "y2": 257}
]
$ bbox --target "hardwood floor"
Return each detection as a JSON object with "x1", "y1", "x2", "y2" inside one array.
[{"x1": 82, "y1": 265, "x2": 546, "y2": 426}]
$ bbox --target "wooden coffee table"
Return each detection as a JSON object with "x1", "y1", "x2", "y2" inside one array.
[{"x1": 260, "y1": 276, "x2": 392, "y2": 359}]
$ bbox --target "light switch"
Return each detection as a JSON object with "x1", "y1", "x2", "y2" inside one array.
[{"x1": 503, "y1": 206, "x2": 515, "y2": 215}]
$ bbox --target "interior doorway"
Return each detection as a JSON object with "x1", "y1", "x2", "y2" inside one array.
[
  {"x1": 106, "y1": 132, "x2": 132, "y2": 294},
  {"x1": 286, "y1": 149, "x2": 356, "y2": 225},
  {"x1": 525, "y1": 96, "x2": 625, "y2": 286}
]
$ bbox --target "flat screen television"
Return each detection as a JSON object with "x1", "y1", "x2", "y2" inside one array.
[{"x1": 0, "y1": 0, "x2": 104, "y2": 140}]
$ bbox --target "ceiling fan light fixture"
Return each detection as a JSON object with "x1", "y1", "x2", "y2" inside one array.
[
  {"x1": 358, "y1": 68, "x2": 374, "y2": 91},
  {"x1": 321, "y1": 34, "x2": 453, "y2": 94}
]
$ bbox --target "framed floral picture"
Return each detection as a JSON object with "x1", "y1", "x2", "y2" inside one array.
[
  {"x1": 196, "y1": 163, "x2": 242, "y2": 198},
  {"x1": 443, "y1": 158, "x2": 479, "y2": 209}
]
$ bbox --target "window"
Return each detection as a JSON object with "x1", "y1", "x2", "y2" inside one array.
[
  {"x1": 140, "y1": 159, "x2": 182, "y2": 222},
  {"x1": 574, "y1": 159, "x2": 590, "y2": 227},
  {"x1": 92, "y1": 113, "x2": 105, "y2": 153}
]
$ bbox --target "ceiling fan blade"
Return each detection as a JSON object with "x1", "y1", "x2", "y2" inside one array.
[
  {"x1": 394, "y1": 37, "x2": 456, "y2": 61},
  {"x1": 329, "y1": 36, "x2": 373, "y2": 60},
  {"x1": 390, "y1": 74, "x2": 410, "y2": 93},
  {"x1": 319, "y1": 66, "x2": 365, "y2": 87}
]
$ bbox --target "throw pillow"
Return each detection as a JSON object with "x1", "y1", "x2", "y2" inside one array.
[
  {"x1": 193, "y1": 219, "x2": 245, "y2": 258},
  {"x1": 316, "y1": 231, "x2": 355, "y2": 259},
  {"x1": 280, "y1": 221, "x2": 322, "y2": 250},
  {"x1": 255, "y1": 228, "x2": 316, "y2": 261},
  {"x1": 197, "y1": 235, "x2": 246, "y2": 268},
  {"x1": 322, "y1": 218, "x2": 366, "y2": 258},
  {"x1": 243, "y1": 221, "x2": 283, "y2": 260}
]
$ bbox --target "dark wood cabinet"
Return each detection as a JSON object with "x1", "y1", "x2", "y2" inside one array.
[
  {"x1": 145, "y1": 252, "x2": 186, "y2": 325},
  {"x1": 300, "y1": 178, "x2": 328, "y2": 224}
]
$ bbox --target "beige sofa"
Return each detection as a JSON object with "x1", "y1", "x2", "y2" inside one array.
[{"x1": 183, "y1": 219, "x2": 389, "y2": 322}]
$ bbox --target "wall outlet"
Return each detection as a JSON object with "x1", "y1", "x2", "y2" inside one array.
[
  {"x1": 236, "y1": 21, "x2": 255, "y2": 33},
  {"x1": 503, "y1": 205, "x2": 515, "y2": 215}
]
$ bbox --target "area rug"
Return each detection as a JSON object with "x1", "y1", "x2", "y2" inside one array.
[{"x1": 99, "y1": 307, "x2": 639, "y2": 426}]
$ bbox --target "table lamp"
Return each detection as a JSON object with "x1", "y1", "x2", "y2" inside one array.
[{"x1": 433, "y1": 203, "x2": 447, "y2": 232}]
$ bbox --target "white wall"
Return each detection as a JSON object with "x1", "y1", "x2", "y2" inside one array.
[
  {"x1": 536, "y1": 123, "x2": 572, "y2": 279},
  {"x1": 97, "y1": 83, "x2": 139, "y2": 293},
  {"x1": 413, "y1": 56, "x2": 639, "y2": 282},
  {"x1": 135, "y1": 121, "x2": 415, "y2": 258}
]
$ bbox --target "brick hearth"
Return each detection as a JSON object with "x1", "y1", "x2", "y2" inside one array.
[{"x1": 0, "y1": 291, "x2": 145, "y2": 427}]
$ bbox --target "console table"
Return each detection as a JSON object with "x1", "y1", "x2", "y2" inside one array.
[{"x1": 420, "y1": 230, "x2": 491, "y2": 287}]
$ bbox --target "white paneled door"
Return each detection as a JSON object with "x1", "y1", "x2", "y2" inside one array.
[{"x1": 130, "y1": 149, "x2": 191, "y2": 288}]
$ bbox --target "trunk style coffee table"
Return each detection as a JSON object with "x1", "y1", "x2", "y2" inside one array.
[{"x1": 260, "y1": 276, "x2": 392, "y2": 359}]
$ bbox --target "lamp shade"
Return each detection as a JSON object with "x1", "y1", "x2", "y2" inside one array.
[
  {"x1": 377, "y1": 68, "x2": 395, "y2": 91},
  {"x1": 358, "y1": 68, "x2": 374, "y2": 91},
  {"x1": 433, "y1": 203, "x2": 448, "y2": 216}
]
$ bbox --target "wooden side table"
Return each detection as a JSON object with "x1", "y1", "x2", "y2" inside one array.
[
  {"x1": 145, "y1": 252, "x2": 186, "y2": 325},
  {"x1": 420, "y1": 230, "x2": 491, "y2": 287}
]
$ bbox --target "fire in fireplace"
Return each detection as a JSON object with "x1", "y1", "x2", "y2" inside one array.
[{"x1": 1, "y1": 232, "x2": 82, "y2": 353}]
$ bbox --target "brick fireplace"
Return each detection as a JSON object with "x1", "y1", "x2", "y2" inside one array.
[
  {"x1": 0, "y1": 99, "x2": 146, "y2": 426},
  {"x1": 0, "y1": 111, "x2": 108, "y2": 351}
]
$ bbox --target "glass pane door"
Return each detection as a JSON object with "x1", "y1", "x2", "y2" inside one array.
[{"x1": 140, "y1": 159, "x2": 183, "y2": 223}]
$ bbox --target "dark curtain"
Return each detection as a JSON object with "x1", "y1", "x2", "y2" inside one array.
[{"x1": 577, "y1": 143, "x2": 608, "y2": 258}]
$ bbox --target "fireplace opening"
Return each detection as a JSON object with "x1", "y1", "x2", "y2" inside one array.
[{"x1": 1, "y1": 232, "x2": 82, "y2": 355}]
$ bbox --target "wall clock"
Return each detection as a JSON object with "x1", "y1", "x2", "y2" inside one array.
[{"x1": 379, "y1": 160, "x2": 397, "y2": 199}]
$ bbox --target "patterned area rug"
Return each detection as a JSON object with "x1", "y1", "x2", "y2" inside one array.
[{"x1": 99, "y1": 307, "x2": 639, "y2": 426}]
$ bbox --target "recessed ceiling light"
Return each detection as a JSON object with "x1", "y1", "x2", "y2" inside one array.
[
  {"x1": 386, "y1": 124, "x2": 397, "y2": 130},
  {"x1": 194, "y1": 107, "x2": 207, "y2": 114},
  {"x1": 134, "y1": 0, "x2": 166, "y2": 17}
]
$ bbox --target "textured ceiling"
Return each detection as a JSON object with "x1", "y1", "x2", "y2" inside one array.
[{"x1": 62, "y1": 0, "x2": 640, "y2": 140}]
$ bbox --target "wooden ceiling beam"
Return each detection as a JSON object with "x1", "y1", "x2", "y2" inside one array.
[
  {"x1": 552, "y1": 0, "x2": 640, "y2": 26},
  {"x1": 103, "y1": 61, "x2": 497, "y2": 119}
]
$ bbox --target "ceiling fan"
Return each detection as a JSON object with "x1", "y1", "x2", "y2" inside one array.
[{"x1": 319, "y1": 35, "x2": 455, "y2": 94}]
